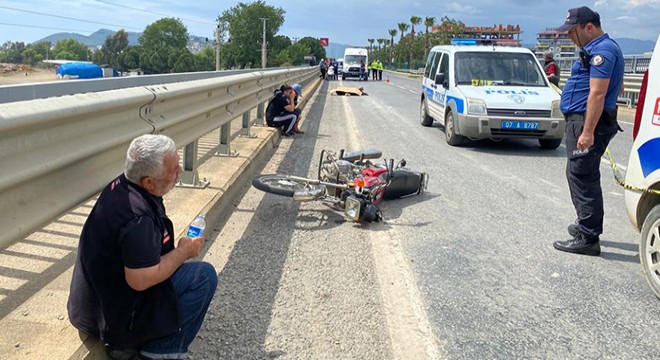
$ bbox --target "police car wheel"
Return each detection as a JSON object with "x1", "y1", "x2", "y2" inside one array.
[
  {"x1": 420, "y1": 100, "x2": 433, "y2": 127},
  {"x1": 640, "y1": 204, "x2": 660, "y2": 300},
  {"x1": 444, "y1": 110, "x2": 464, "y2": 146},
  {"x1": 539, "y1": 138, "x2": 562, "y2": 149}
]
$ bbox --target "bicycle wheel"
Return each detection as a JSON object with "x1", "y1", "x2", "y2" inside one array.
[{"x1": 252, "y1": 174, "x2": 323, "y2": 197}]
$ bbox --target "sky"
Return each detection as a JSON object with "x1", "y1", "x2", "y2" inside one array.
[{"x1": 1, "y1": 0, "x2": 659, "y2": 47}]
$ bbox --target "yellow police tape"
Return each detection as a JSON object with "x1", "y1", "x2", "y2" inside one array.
[{"x1": 604, "y1": 147, "x2": 660, "y2": 195}]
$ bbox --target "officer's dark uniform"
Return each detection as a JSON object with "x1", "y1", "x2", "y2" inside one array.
[{"x1": 560, "y1": 32, "x2": 624, "y2": 249}]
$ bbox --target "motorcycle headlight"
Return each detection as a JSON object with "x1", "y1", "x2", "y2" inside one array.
[
  {"x1": 344, "y1": 196, "x2": 364, "y2": 221},
  {"x1": 467, "y1": 98, "x2": 487, "y2": 115}
]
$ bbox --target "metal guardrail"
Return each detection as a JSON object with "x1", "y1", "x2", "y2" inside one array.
[
  {"x1": 0, "y1": 66, "x2": 317, "y2": 248},
  {"x1": 557, "y1": 54, "x2": 652, "y2": 74},
  {"x1": 558, "y1": 71, "x2": 643, "y2": 108}
]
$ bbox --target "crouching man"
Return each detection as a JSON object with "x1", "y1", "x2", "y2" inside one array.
[{"x1": 67, "y1": 134, "x2": 218, "y2": 360}]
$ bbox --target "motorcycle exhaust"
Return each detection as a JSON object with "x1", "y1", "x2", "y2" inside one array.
[{"x1": 293, "y1": 186, "x2": 325, "y2": 201}]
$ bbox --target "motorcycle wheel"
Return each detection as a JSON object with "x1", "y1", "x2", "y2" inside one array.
[{"x1": 252, "y1": 174, "x2": 323, "y2": 197}]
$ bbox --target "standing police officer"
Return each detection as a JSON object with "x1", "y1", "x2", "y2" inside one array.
[{"x1": 553, "y1": 6, "x2": 624, "y2": 256}]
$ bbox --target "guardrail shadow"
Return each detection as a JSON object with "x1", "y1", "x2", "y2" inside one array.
[{"x1": 190, "y1": 80, "x2": 329, "y2": 358}]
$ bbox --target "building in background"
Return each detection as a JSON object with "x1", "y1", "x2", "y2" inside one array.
[
  {"x1": 535, "y1": 28, "x2": 579, "y2": 60},
  {"x1": 434, "y1": 23, "x2": 522, "y2": 47}
]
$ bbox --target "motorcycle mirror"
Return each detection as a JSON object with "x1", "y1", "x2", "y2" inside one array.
[{"x1": 388, "y1": 159, "x2": 394, "y2": 180}]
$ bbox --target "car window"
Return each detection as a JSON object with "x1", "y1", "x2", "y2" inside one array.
[
  {"x1": 438, "y1": 52, "x2": 449, "y2": 80},
  {"x1": 424, "y1": 51, "x2": 435, "y2": 78},
  {"x1": 454, "y1": 51, "x2": 546, "y2": 86},
  {"x1": 427, "y1": 52, "x2": 441, "y2": 80}
]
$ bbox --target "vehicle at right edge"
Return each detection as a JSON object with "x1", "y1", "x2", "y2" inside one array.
[
  {"x1": 624, "y1": 34, "x2": 660, "y2": 299},
  {"x1": 420, "y1": 39, "x2": 565, "y2": 149}
]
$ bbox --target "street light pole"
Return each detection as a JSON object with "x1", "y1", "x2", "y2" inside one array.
[{"x1": 260, "y1": 17, "x2": 269, "y2": 68}]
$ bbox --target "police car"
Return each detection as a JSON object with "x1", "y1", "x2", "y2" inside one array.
[
  {"x1": 624, "y1": 34, "x2": 660, "y2": 299},
  {"x1": 420, "y1": 39, "x2": 565, "y2": 149}
]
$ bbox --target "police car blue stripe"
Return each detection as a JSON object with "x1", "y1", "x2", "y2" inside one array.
[
  {"x1": 638, "y1": 137, "x2": 660, "y2": 178},
  {"x1": 447, "y1": 96, "x2": 464, "y2": 113}
]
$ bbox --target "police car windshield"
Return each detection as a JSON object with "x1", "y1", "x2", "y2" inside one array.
[
  {"x1": 344, "y1": 55, "x2": 367, "y2": 65},
  {"x1": 455, "y1": 52, "x2": 546, "y2": 87}
]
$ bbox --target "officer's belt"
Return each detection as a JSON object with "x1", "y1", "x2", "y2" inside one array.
[{"x1": 564, "y1": 109, "x2": 618, "y2": 125}]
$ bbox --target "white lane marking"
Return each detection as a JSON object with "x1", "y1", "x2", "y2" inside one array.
[{"x1": 342, "y1": 95, "x2": 442, "y2": 360}]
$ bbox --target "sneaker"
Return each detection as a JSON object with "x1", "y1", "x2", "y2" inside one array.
[
  {"x1": 292, "y1": 129, "x2": 305, "y2": 134},
  {"x1": 553, "y1": 233, "x2": 601, "y2": 256}
]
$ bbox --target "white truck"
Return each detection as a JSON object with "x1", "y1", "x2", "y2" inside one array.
[
  {"x1": 342, "y1": 48, "x2": 368, "y2": 81},
  {"x1": 624, "y1": 33, "x2": 660, "y2": 299}
]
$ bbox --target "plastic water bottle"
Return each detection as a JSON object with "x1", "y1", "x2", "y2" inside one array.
[{"x1": 187, "y1": 214, "x2": 206, "y2": 237}]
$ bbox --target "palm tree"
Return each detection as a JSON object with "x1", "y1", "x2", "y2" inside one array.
[
  {"x1": 388, "y1": 29, "x2": 397, "y2": 65},
  {"x1": 397, "y1": 23, "x2": 409, "y2": 43},
  {"x1": 410, "y1": 16, "x2": 422, "y2": 68},
  {"x1": 424, "y1": 16, "x2": 436, "y2": 60},
  {"x1": 367, "y1": 38, "x2": 375, "y2": 58},
  {"x1": 376, "y1": 38, "x2": 384, "y2": 52}
]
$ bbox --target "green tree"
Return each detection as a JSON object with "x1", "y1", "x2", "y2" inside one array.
[
  {"x1": 116, "y1": 46, "x2": 141, "y2": 72},
  {"x1": 95, "y1": 29, "x2": 129, "y2": 68},
  {"x1": 388, "y1": 29, "x2": 397, "y2": 65},
  {"x1": 276, "y1": 42, "x2": 310, "y2": 66},
  {"x1": 268, "y1": 35, "x2": 292, "y2": 66},
  {"x1": 219, "y1": 1, "x2": 285, "y2": 68},
  {"x1": 52, "y1": 39, "x2": 90, "y2": 61},
  {"x1": 21, "y1": 47, "x2": 42, "y2": 66},
  {"x1": 409, "y1": 16, "x2": 422, "y2": 67},
  {"x1": 397, "y1": 23, "x2": 409, "y2": 43},
  {"x1": 194, "y1": 47, "x2": 216, "y2": 71},
  {"x1": 431, "y1": 16, "x2": 466, "y2": 46},
  {"x1": 296, "y1": 37, "x2": 325, "y2": 62},
  {"x1": 30, "y1": 41, "x2": 51, "y2": 61},
  {"x1": 424, "y1": 16, "x2": 436, "y2": 60},
  {"x1": 139, "y1": 18, "x2": 189, "y2": 52},
  {"x1": 168, "y1": 48, "x2": 195, "y2": 73},
  {"x1": 0, "y1": 41, "x2": 26, "y2": 63}
]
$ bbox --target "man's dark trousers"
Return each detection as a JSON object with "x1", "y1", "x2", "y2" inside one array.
[{"x1": 565, "y1": 112, "x2": 619, "y2": 239}]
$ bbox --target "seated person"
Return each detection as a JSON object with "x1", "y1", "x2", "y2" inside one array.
[{"x1": 265, "y1": 84, "x2": 304, "y2": 136}]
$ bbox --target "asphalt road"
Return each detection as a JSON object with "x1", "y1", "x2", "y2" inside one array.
[{"x1": 191, "y1": 72, "x2": 660, "y2": 359}]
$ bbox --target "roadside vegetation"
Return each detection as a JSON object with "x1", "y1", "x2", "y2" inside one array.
[{"x1": 0, "y1": 1, "x2": 465, "y2": 74}]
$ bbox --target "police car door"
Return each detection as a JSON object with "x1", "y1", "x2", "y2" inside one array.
[{"x1": 424, "y1": 51, "x2": 448, "y2": 121}]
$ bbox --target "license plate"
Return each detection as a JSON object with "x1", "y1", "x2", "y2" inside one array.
[{"x1": 501, "y1": 120, "x2": 539, "y2": 130}]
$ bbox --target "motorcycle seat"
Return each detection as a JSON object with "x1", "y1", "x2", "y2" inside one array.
[{"x1": 342, "y1": 149, "x2": 382, "y2": 162}]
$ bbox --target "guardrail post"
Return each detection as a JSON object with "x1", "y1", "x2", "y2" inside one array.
[
  {"x1": 217, "y1": 121, "x2": 238, "y2": 157},
  {"x1": 240, "y1": 110, "x2": 256, "y2": 138},
  {"x1": 178, "y1": 140, "x2": 210, "y2": 188},
  {"x1": 255, "y1": 102, "x2": 265, "y2": 126}
]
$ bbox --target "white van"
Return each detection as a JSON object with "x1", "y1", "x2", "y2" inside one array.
[
  {"x1": 342, "y1": 48, "x2": 368, "y2": 81},
  {"x1": 420, "y1": 39, "x2": 565, "y2": 149},
  {"x1": 624, "y1": 34, "x2": 660, "y2": 298}
]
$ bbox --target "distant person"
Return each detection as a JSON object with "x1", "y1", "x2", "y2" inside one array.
[
  {"x1": 67, "y1": 134, "x2": 218, "y2": 360},
  {"x1": 543, "y1": 51, "x2": 560, "y2": 86},
  {"x1": 377, "y1": 60, "x2": 383, "y2": 81},
  {"x1": 266, "y1": 84, "x2": 304, "y2": 136},
  {"x1": 552, "y1": 6, "x2": 624, "y2": 257},
  {"x1": 319, "y1": 58, "x2": 327, "y2": 79},
  {"x1": 332, "y1": 59, "x2": 339, "y2": 80},
  {"x1": 359, "y1": 60, "x2": 367, "y2": 80},
  {"x1": 370, "y1": 60, "x2": 379, "y2": 80}
]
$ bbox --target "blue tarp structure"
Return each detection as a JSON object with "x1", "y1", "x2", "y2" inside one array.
[{"x1": 56, "y1": 62, "x2": 103, "y2": 79}]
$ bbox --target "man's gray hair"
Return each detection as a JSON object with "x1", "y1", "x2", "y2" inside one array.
[
  {"x1": 124, "y1": 134, "x2": 176, "y2": 183},
  {"x1": 544, "y1": 51, "x2": 554, "y2": 60}
]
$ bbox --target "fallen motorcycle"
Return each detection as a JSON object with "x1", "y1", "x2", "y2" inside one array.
[{"x1": 252, "y1": 149, "x2": 429, "y2": 222}]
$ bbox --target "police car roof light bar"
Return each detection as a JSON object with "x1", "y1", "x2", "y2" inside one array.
[{"x1": 450, "y1": 38, "x2": 496, "y2": 46}]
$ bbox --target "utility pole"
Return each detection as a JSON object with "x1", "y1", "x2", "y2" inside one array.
[{"x1": 260, "y1": 17, "x2": 269, "y2": 68}]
